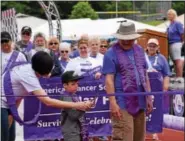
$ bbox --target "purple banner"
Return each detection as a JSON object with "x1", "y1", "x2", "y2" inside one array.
[{"x1": 24, "y1": 72, "x2": 163, "y2": 140}]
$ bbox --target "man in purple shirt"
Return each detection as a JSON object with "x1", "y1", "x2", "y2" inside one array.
[{"x1": 102, "y1": 22, "x2": 153, "y2": 141}]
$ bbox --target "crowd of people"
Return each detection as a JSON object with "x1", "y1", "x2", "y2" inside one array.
[{"x1": 1, "y1": 8, "x2": 184, "y2": 141}]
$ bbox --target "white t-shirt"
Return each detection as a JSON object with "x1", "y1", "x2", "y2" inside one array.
[
  {"x1": 89, "y1": 53, "x2": 104, "y2": 66},
  {"x1": 64, "y1": 56, "x2": 101, "y2": 76},
  {"x1": 1, "y1": 64, "x2": 42, "y2": 108},
  {"x1": 1, "y1": 51, "x2": 27, "y2": 73}
]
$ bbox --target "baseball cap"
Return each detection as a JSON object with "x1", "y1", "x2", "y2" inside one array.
[
  {"x1": 1, "y1": 31, "x2": 12, "y2": 41},
  {"x1": 147, "y1": 38, "x2": 159, "y2": 46},
  {"x1": 61, "y1": 71, "x2": 83, "y2": 84},
  {"x1": 21, "y1": 26, "x2": 32, "y2": 34}
]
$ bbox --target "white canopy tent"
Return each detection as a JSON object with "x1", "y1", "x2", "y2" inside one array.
[
  {"x1": 33, "y1": 17, "x2": 166, "y2": 41},
  {"x1": 32, "y1": 18, "x2": 92, "y2": 41},
  {"x1": 16, "y1": 13, "x2": 47, "y2": 40}
]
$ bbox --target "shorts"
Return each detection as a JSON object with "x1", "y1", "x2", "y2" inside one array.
[
  {"x1": 169, "y1": 42, "x2": 184, "y2": 60},
  {"x1": 111, "y1": 109, "x2": 145, "y2": 141}
]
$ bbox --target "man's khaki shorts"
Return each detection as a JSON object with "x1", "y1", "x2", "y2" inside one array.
[{"x1": 111, "y1": 109, "x2": 146, "y2": 141}]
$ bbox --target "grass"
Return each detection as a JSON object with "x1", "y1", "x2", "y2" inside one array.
[{"x1": 141, "y1": 20, "x2": 164, "y2": 26}]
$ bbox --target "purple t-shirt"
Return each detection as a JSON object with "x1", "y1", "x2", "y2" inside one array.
[
  {"x1": 69, "y1": 50, "x2": 80, "y2": 59},
  {"x1": 102, "y1": 46, "x2": 147, "y2": 109},
  {"x1": 167, "y1": 21, "x2": 184, "y2": 44},
  {"x1": 60, "y1": 59, "x2": 68, "y2": 73},
  {"x1": 148, "y1": 54, "x2": 171, "y2": 77}
]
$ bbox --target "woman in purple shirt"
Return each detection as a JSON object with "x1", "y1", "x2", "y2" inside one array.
[
  {"x1": 167, "y1": 9, "x2": 184, "y2": 77},
  {"x1": 146, "y1": 38, "x2": 171, "y2": 140}
]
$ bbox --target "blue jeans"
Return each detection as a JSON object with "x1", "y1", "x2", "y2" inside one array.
[{"x1": 1, "y1": 108, "x2": 16, "y2": 141}]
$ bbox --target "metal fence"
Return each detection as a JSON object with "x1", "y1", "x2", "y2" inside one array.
[{"x1": 97, "y1": 1, "x2": 172, "y2": 21}]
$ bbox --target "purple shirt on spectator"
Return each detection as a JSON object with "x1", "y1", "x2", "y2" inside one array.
[
  {"x1": 148, "y1": 54, "x2": 171, "y2": 77},
  {"x1": 167, "y1": 21, "x2": 184, "y2": 44},
  {"x1": 148, "y1": 54, "x2": 171, "y2": 114}
]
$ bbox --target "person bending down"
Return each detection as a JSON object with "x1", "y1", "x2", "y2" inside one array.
[{"x1": 1, "y1": 51, "x2": 93, "y2": 141}]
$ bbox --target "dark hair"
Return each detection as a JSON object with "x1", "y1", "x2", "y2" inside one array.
[
  {"x1": 145, "y1": 49, "x2": 160, "y2": 54},
  {"x1": 31, "y1": 51, "x2": 54, "y2": 75}
]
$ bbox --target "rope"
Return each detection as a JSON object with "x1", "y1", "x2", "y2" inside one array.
[{"x1": 1, "y1": 90, "x2": 184, "y2": 97}]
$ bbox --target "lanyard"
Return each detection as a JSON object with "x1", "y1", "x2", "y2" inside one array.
[{"x1": 153, "y1": 55, "x2": 158, "y2": 66}]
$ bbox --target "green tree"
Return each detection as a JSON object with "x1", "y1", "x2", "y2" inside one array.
[
  {"x1": 1, "y1": 1, "x2": 46, "y2": 19},
  {"x1": 172, "y1": 2, "x2": 185, "y2": 15},
  {"x1": 89, "y1": 1, "x2": 112, "y2": 11},
  {"x1": 55, "y1": 1, "x2": 77, "y2": 19},
  {"x1": 70, "y1": 2, "x2": 98, "y2": 19},
  {"x1": 1, "y1": 1, "x2": 27, "y2": 12}
]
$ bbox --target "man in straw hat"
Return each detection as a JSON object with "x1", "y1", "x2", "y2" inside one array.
[{"x1": 102, "y1": 21, "x2": 153, "y2": 141}]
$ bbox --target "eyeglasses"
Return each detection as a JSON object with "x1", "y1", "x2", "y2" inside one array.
[
  {"x1": 61, "y1": 50, "x2": 69, "y2": 53},
  {"x1": 22, "y1": 32, "x2": 31, "y2": 36},
  {"x1": 100, "y1": 45, "x2": 108, "y2": 48},
  {"x1": 1, "y1": 39, "x2": 9, "y2": 44},
  {"x1": 49, "y1": 42, "x2": 58, "y2": 46}
]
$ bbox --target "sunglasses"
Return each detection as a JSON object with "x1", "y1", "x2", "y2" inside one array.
[
  {"x1": 22, "y1": 32, "x2": 31, "y2": 36},
  {"x1": 1, "y1": 39, "x2": 9, "y2": 44},
  {"x1": 49, "y1": 42, "x2": 58, "y2": 46},
  {"x1": 61, "y1": 50, "x2": 69, "y2": 53},
  {"x1": 100, "y1": 45, "x2": 108, "y2": 48}
]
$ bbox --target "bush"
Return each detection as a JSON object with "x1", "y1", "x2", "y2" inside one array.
[{"x1": 70, "y1": 2, "x2": 98, "y2": 20}]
